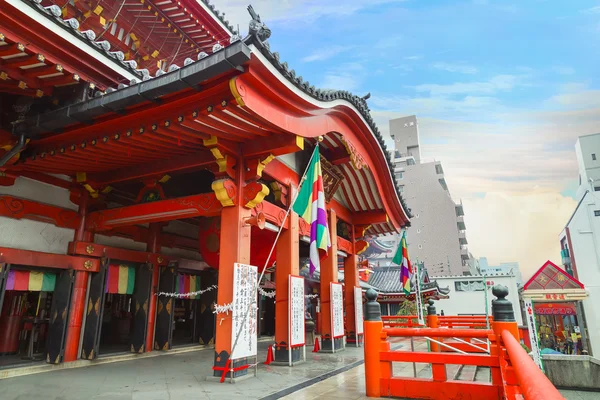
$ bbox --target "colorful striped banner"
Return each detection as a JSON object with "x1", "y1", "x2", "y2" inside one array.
[
  {"x1": 175, "y1": 273, "x2": 201, "y2": 299},
  {"x1": 5, "y1": 270, "x2": 56, "y2": 292},
  {"x1": 106, "y1": 264, "x2": 136, "y2": 294}
]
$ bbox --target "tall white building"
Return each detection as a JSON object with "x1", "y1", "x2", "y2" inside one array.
[
  {"x1": 559, "y1": 132, "x2": 600, "y2": 356},
  {"x1": 369, "y1": 116, "x2": 471, "y2": 276}
]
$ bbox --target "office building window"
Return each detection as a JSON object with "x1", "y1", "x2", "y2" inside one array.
[
  {"x1": 594, "y1": 210, "x2": 600, "y2": 217},
  {"x1": 593, "y1": 153, "x2": 597, "y2": 161},
  {"x1": 595, "y1": 186, "x2": 600, "y2": 192}
]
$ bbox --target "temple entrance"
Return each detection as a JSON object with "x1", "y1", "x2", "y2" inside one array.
[
  {"x1": 0, "y1": 265, "x2": 72, "y2": 368},
  {"x1": 99, "y1": 293, "x2": 134, "y2": 354},
  {"x1": 81, "y1": 261, "x2": 152, "y2": 358},
  {"x1": 259, "y1": 294, "x2": 275, "y2": 337}
]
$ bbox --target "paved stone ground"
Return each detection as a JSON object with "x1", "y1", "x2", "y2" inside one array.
[
  {"x1": 0, "y1": 339, "x2": 377, "y2": 400},
  {"x1": 2, "y1": 337, "x2": 587, "y2": 400}
]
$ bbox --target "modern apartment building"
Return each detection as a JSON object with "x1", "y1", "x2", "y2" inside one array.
[
  {"x1": 559, "y1": 132, "x2": 600, "y2": 356},
  {"x1": 369, "y1": 116, "x2": 471, "y2": 276}
]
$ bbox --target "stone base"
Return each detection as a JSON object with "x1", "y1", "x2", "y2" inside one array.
[
  {"x1": 320, "y1": 337, "x2": 345, "y2": 353},
  {"x1": 347, "y1": 334, "x2": 363, "y2": 347},
  {"x1": 274, "y1": 346, "x2": 302, "y2": 364},
  {"x1": 213, "y1": 352, "x2": 248, "y2": 379}
]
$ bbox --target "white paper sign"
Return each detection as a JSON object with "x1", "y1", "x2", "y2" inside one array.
[
  {"x1": 354, "y1": 287, "x2": 364, "y2": 335},
  {"x1": 231, "y1": 263, "x2": 258, "y2": 360},
  {"x1": 523, "y1": 297, "x2": 544, "y2": 372},
  {"x1": 289, "y1": 275, "x2": 305, "y2": 347},
  {"x1": 331, "y1": 282, "x2": 344, "y2": 338}
]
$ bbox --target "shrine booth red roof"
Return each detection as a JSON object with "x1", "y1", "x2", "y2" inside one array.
[{"x1": 522, "y1": 260, "x2": 587, "y2": 302}]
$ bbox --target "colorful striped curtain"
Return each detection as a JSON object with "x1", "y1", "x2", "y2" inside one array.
[
  {"x1": 106, "y1": 264, "x2": 136, "y2": 295},
  {"x1": 175, "y1": 273, "x2": 201, "y2": 299},
  {"x1": 5, "y1": 270, "x2": 56, "y2": 292}
]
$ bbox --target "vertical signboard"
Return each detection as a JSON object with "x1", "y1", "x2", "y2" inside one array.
[
  {"x1": 523, "y1": 297, "x2": 544, "y2": 372},
  {"x1": 354, "y1": 287, "x2": 363, "y2": 336},
  {"x1": 330, "y1": 282, "x2": 344, "y2": 338},
  {"x1": 289, "y1": 275, "x2": 305, "y2": 347},
  {"x1": 231, "y1": 263, "x2": 258, "y2": 360}
]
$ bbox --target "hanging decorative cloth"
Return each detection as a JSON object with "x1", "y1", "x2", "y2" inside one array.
[
  {"x1": 175, "y1": 273, "x2": 201, "y2": 299},
  {"x1": 5, "y1": 270, "x2": 56, "y2": 292},
  {"x1": 106, "y1": 264, "x2": 136, "y2": 294}
]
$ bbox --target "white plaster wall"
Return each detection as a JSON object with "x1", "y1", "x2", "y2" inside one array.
[
  {"x1": 0, "y1": 176, "x2": 75, "y2": 210},
  {"x1": 434, "y1": 274, "x2": 523, "y2": 325},
  {"x1": 0, "y1": 217, "x2": 74, "y2": 254},
  {"x1": 567, "y1": 192, "x2": 600, "y2": 357}
]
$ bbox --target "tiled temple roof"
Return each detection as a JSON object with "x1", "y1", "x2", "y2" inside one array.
[
  {"x1": 368, "y1": 266, "x2": 450, "y2": 295},
  {"x1": 25, "y1": 0, "x2": 146, "y2": 82}
]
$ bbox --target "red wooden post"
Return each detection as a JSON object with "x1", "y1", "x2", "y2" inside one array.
[
  {"x1": 426, "y1": 300, "x2": 447, "y2": 382},
  {"x1": 64, "y1": 191, "x2": 92, "y2": 362},
  {"x1": 363, "y1": 289, "x2": 383, "y2": 398}
]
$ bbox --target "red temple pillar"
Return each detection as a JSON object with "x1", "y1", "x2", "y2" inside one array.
[
  {"x1": 344, "y1": 227, "x2": 360, "y2": 345},
  {"x1": 64, "y1": 191, "x2": 93, "y2": 362},
  {"x1": 212, "y1": 167, "x2": 252, "y2": 379},
  {"x1": 320, "y1": 209, "x2": 340, "y2": 352},
  {"x1": 145, "y1": 223, "x2": 162, "y2": 352},
  {"x1": 274, "y1": 210, "x2": 300, "y2": 363}
]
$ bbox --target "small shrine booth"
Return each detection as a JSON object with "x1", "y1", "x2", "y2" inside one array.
[{"x1": 521, "y1": 261, "x2": 589, "y2": 354}]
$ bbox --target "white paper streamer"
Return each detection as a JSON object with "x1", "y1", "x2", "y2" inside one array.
[{"x1": 155, "y1": 284, "x2": 218, "y2": 298}]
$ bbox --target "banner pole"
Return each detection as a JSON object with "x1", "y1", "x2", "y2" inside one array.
[{"x1": 228, "y1": 144, "x2": 320, "y2": 377}]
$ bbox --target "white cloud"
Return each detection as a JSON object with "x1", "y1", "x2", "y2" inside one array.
[
  {"x1": 552, "y1": 66, "x2": 576, "y2": 75},
  {"x1": 213, "y1": 0, "x2": 409, "y2": 32},
  {"x1": 413, "y1": 75, "x2": 520, "y2": 96},
  {"x1": 302, "y1": 45, "x2": 353, "y2": 62},
  {"x1": 582, "y1": 5, "x2": 600, "y2": 14},
  {"x1": 404, "y1": 55, "x2": 423, "y2": 60},
  {"x1": 431, "y1": 62, "x2": 478, "y2": 74},
  {"x1": 319, "y1": 62, "x2": 366, "y2": 91},
  {"x1": 463, "y1": 192, "x2": 576, "y2": 279}
]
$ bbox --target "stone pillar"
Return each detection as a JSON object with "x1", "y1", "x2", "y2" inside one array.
[
  {"x1": 64, "y1": 191, "x2": 92, "y2": 362},
  {"x1": 212, "y1": 170, "x2": 252, "y2": 379},
  {"x1": 274, "y1": 210, "x2": 300, "y2": 363},
  {"x1": 320, "y1": 209, "x2": 342, "y2": 352},
  {"x1": 344, "y1": 229, "x2": 359, "y2": 345}
]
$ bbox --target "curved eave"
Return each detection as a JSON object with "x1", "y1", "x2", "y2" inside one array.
[
  {"x1": 236, "y1": 45, "x2": 410, "y2": 229},
  {"x1": 3, "y1": 0, "x2": 142, "y2": 88}
]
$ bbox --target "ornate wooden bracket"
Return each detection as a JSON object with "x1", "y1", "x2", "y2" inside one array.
[
  {"x1": 0, "y1": 195, "x2": 80, "y2": 229},
  {"x1": 340, "y1": 136, "x2": 367, "y2": 170},
  {"x1": 135, "y1": 177, "x2": 168, "y2": 203},
  {"x1": 243, "y1": 181, "x2": 269, "y2": 209},
  {"x1": 354, "y1": 225, "x2": 372, "y2": 239},
  {"x1": 76, "y1": 172, "x2": 111, "y2": 199},
  {"x1": 211, "y1": 178, "x2": 236, "y2": 207},
  {"x1": 355, "y1": 240, "x2": 369, "y2": 255},
  {"x1": 245, "y1": 153, "x2": 275, "y2": 181},
  {"x1": 203, "y1": 136, "x2": 236, "y2": 179},
  {"x1": 269, "y1": 181, "x2": 289, "y2": 207}
]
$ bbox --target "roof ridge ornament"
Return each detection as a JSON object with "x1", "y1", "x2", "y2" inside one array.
[{"x1": 247, "y1": 5, "x2": 271, "y2": 48}]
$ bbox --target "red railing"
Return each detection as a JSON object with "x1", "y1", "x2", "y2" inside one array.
[
  {"x1": 382, "y1": 315, "x2": 424, "y2": 328},
  {"x1": 438, "y1": 315, "x2": 492, "y2": 329},
  {"x1": 364, "y1": 313, "x2": 565, "y2": 400}
]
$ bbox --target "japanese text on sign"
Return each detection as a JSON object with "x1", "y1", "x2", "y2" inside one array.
[
  {"x1": 524, "y1": 297, "x2": 544, "y2": 372},
  {"x1": 231, "y1": 263, "x2": 258, "y2": 360},
  {"x1": 289, "y1": 275, "x2": 305, "y2": 347},
  {"x1": 331, "y1": 283, "x2": 344, "y2": 338},
  {"x1": 354, "y1": 287, "x2": 364, "y2": 335}
]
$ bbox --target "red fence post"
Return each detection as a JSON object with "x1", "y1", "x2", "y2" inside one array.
[
  {"x1": 364, "y1": 289, "x2": 383, "y2": 398},
  {"x1": 426, "y1": 300, "x2": 447, "y2": 382}
]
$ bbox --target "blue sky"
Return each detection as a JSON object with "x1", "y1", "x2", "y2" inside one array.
[{"x1": 218, "y1": 0, "x2": 600, "y2": 276}]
